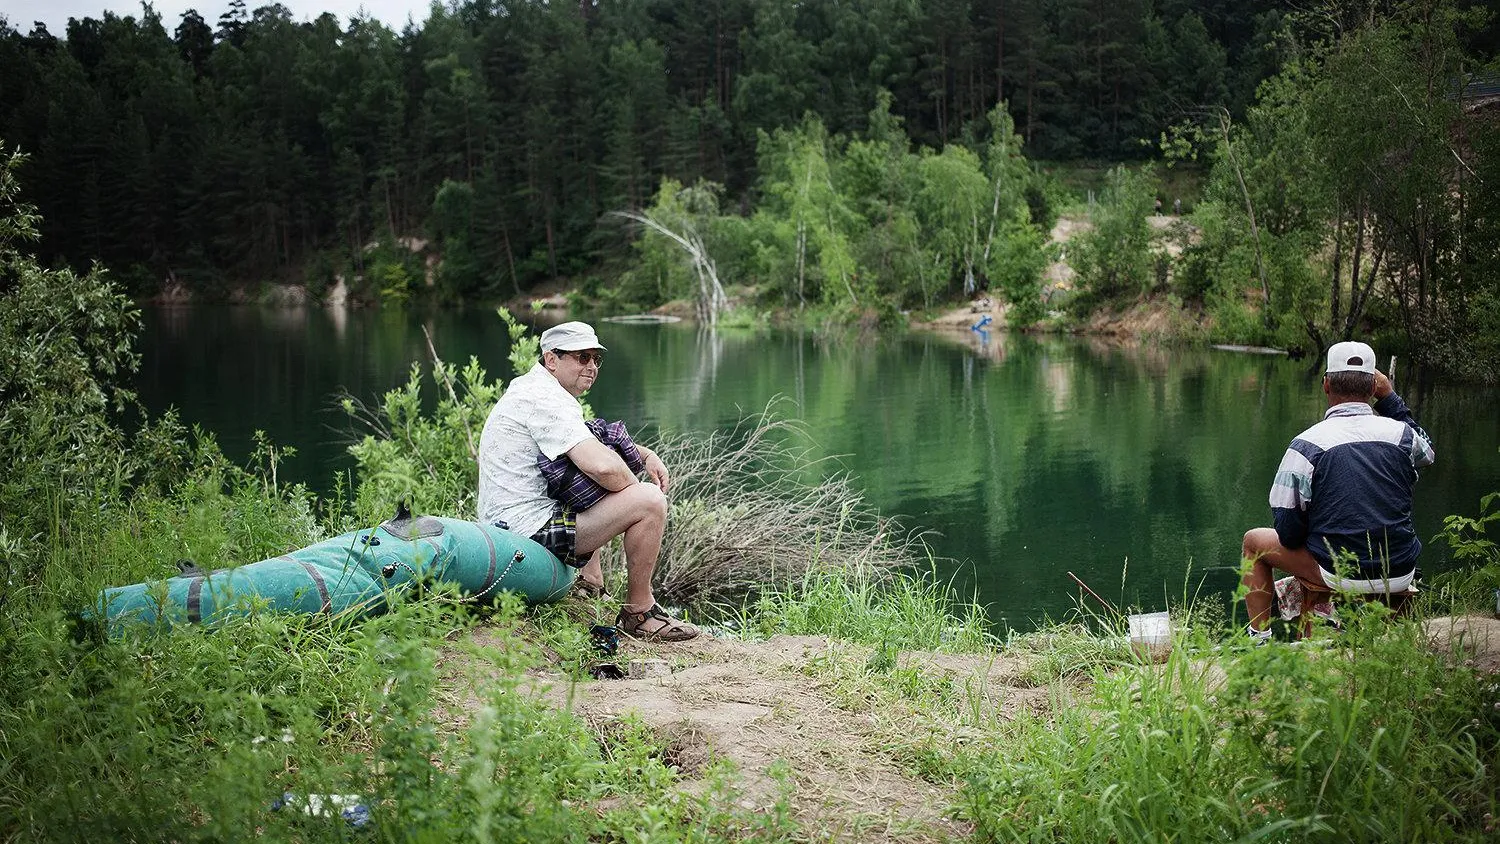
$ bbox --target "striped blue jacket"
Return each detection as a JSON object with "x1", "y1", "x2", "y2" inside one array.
[{"x1": 1269, "y1": 394, "x2": 1436, "y2": 577}]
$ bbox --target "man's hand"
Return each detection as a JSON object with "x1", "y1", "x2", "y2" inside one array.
[
  {"x1": 1373, "y1": 370, "x2": 1393, "y2": 400},
  {"x1": 640, "y1": 447, "x2": 670, "y2": 493}
]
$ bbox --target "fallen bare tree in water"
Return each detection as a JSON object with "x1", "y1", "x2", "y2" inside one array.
[{"x1": 609, "y1": 184, "x2": 729, "y2": 326}]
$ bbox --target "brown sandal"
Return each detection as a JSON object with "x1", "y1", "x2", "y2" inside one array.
[
  {"x1": 617, "y1": 603, "x2": 700, "y2": 642},
  {"x1": 573, "y1": 578, "x2": 611, "y2": 601}
]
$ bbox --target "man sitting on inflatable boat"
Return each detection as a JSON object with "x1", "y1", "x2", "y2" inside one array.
[{"x1": 477, "y1": 321, "x2": 699, "y2": 642}]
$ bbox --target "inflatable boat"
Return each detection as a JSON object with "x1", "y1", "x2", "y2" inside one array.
[{"x1": 89, "y1": 505, "x2": 576, "y2": 635}]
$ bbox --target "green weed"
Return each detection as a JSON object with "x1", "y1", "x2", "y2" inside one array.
[
  {"x1": 731, "y1": 563, "x2": 995, "y2": 653},
  {"x1": 958, "y1": 615, "x2": 1500, "y2": 843}
]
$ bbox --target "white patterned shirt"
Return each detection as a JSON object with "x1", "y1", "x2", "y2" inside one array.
[{"x1": 477, "y1": 363, "x2": 593, "y2": 537}]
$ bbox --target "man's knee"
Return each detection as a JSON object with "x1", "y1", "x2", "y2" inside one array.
[
  {"x1": 611, "y1": 481, "x2": 667, "y2": 525},
  {"x1": 635, "y1": 482, "x2": 668, "y2": 521},
  {"x1": 1243, "y1": 528, "x2": 1277, "y2": 556}
]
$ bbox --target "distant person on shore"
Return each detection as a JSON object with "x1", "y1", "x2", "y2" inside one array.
[
  {"x1": 477, "y1": 321, "x2": 699, "y2": 641},
  {"x1": 1154, "y1": 197, "x2": 1163, "y2": 214},
  {"x1": 1238, "y1": 341, "x2": 1435, "y2": 643},
  {"x1": 1172, "y1": 197, "x2": 1182, "y2": 215}
]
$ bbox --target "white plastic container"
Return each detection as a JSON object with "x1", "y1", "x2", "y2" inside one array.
[{"x1": 1127, "y1": 611, "x2": 1172, "y2": 662}]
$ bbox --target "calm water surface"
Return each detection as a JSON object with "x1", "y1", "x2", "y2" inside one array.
[{"x1": 137, "y1": 306, "x2": 1500, "y2": 631}]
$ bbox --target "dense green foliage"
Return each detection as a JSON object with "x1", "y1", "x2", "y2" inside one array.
[
  {"x1": 1429, "y1": 487, "x2": 1500, "y2": 615},
  {"x1": 1170, "y1": 2, "x2": 1500, "y2": 373},
  {"x1": 0, "y1": 147, "x2": 154, "y2": 556},
  {"x1": 612, "y1": 100, "x2": 1053, "y2": 320},
  {"x1": 1068, "y1": 164, "x2": 1161, "y2": 308},
  {"x1": 0, "y1": 0, "x2": 1312, "y2": 298}
]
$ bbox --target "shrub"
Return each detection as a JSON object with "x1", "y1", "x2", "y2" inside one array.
[
  {"x1": 988, "y1": 211, "x2": 1054, "y2": 327},
  {"x1": 0, "y1": 146, "x2": 144, "y2": 557},
  {"x1": 1070, "y1": 165, "x2": 1160, "y2": 308},
  {"x1": 1428, "y1": 485, "x2": 1500, "y2": 615},
  {"x1": 343, "y1": 356, "x2": 500, "y2": 525}
]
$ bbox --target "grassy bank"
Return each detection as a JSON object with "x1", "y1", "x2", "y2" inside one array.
[{"x1": 6, "y1": 487, "x2": 1499, "y2": 841}]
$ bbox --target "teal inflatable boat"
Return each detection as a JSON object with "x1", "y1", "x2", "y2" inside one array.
[{"x1": 90, "y1": 506, "x2": 576, "y2": 635}]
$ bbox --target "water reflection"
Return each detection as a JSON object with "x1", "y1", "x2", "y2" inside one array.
[
  {"x1": 154, "y1": 302, "x2": 196, "y2": 339},
  {"x1": 327, "y1": 300, "x2": 348, "y2": 340}
]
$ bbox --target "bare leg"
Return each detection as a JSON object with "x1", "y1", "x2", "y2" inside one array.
[
  {"x1": 575, "y1": 483, "x2": 669, "y2": 613},
  {"x1": 1241, "y1": 528, "x2": 1325, "y2": 631}
]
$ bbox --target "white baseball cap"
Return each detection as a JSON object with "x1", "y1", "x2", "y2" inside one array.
[
  {"x1": 1326, "y1": 340, "x2": 1377, "y2": 374},
  {"x1": 539, "y1": 321, "x2": 605, "y2": 353}
]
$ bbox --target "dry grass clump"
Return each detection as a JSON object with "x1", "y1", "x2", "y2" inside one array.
[{"x1": 618, "y1": 402, "x2": 930, "y2": 605}]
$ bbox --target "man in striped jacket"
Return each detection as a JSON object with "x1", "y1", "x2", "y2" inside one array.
[{"x1": 1240, "y1": 341, "x2": 1436, "y2": 643}]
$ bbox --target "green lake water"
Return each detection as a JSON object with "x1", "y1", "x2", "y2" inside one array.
[{"x1": 137, "y1": 306, "x2": 1500, "y2": 631}]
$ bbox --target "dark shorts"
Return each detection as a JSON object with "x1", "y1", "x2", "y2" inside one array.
[{"x1": 530, "y1": 501, "x2": 585, "y2": 568}]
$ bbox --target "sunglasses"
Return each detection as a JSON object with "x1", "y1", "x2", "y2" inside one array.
[{"x1": 559, "y1": 350, "x2": 605, "y2": 367}]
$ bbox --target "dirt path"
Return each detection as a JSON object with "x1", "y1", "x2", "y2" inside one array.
[
  {"x1": 435, "y1": 614, "x2": 1500, "y2": 840},
  {"x1": 440, "y1": 630, "x2": 1058, "y2": 842},
  {"x1": 1425, "y1": 615, "x2": 1500, "y2": 673}
]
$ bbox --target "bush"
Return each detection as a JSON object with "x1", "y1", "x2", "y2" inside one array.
[
  {"x1": 1427, "y1": 486, "x2": 1500, "y2": 615},
  {"x1": 343, "y1": 356, "x2": 500, "y2": 525},
  {"x1": 0, "y1": 147, "x2": 145, "y2": 553},
  {"x1": 1070, "y1": 165, "x2": 1159, "y2": 308},
  {"x1": 988, "y1": 211, "x2": 1054, "y2": 327}
]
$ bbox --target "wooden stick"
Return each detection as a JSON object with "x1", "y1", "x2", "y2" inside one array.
[
  {"x1": 1067, "y1": 571, "x2": 1121, "y2": 617},
  {"x1": 423, "y1": 325, "x2": 478, "y2": 461}
]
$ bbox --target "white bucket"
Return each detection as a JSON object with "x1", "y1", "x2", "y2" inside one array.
[{"x1": 1128, "y1": 611, "x2": 1172, "y2": 662}]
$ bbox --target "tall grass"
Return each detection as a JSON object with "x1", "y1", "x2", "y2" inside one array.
[
  {"x1": 3, "y1": 585, "x2": 807, "y2": 841},
  {"x1": 958, "y1": 613, "x2": 1500, "y2": 843},
  {"x1": 741, "y1": 571, "x2": 1500, "y2": 842},
  {"x1": 647, "y1": 402, "x2": 927, "y2": 605},
  {"x1": 729, "y1": 563, "x2": 995, "y2": 653},
  {"x1": 0, "y1": 438, "x2": 804, "y2": 841}
]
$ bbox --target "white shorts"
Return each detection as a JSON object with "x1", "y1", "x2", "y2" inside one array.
[{"x1": 1315, "y1": 565, "x2": 1415, "y2": 594}]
